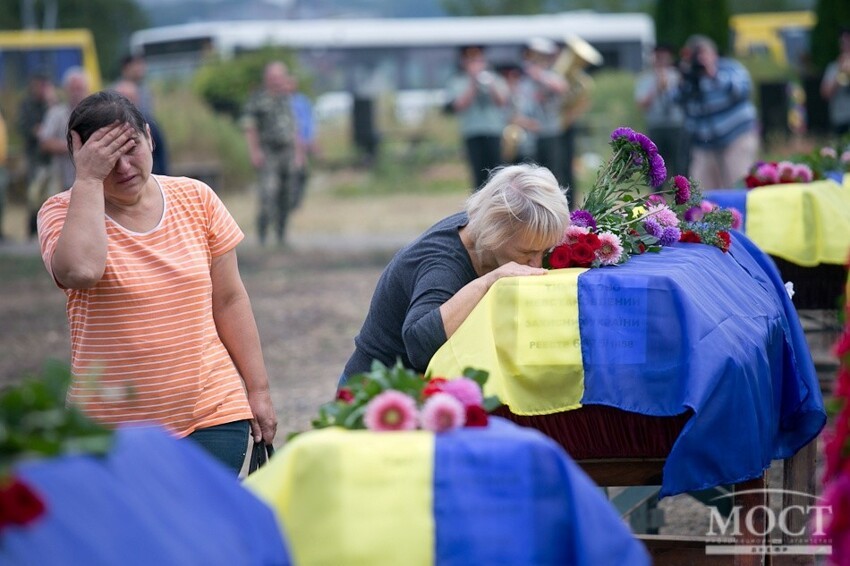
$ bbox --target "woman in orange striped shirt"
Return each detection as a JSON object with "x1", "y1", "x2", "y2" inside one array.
[{"x1": 37, "y1": 90, "x2": 277, "y2": 474}]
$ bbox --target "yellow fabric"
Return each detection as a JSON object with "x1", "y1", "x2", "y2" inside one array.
[
  {"x1": 0, "y1": 111, "x2": 7, "y2": 164},
  {"x1": 245, "y1": 427, "x2": 434, "y2": 566},
  {"x1": 746, "y1": 180, "x2": 850, "y2": 266},
  {"x1": 427, "y1": 269, "x2": 587, "y2": 415}
]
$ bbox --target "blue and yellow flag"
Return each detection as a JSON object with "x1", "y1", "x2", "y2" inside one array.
[{"x1": 246, "y1": 418, "x2": 650, "y2": 565}]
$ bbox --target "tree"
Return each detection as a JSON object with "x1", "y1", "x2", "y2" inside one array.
[
  {"x1": 811, "y1": 0, "x2": 850, "y2": 73},
  {"x1": 0, "y1": 0, "x2": 148, "y2": 80},
  {"x1": 654, "y1": 0, "x2": 730, "y2": 55}
]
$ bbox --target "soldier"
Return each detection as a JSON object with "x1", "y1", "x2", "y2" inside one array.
[{"x1": 242, "y1": 61, "x2": 300, "y2": 246}]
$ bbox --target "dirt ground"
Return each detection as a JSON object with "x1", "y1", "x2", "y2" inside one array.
[{"x1": 0, "y1": 172, "x2": 837, "y2": 540}]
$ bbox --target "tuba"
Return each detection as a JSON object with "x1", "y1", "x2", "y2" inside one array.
[{"x1": 553, "y1": 34, "x2": 603, "y2": 130}]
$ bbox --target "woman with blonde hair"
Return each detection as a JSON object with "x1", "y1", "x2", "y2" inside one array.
[{"x1": 340, "y1": 163, "x2": 570, "y2": 384}]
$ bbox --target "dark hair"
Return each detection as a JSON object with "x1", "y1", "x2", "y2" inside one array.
[
  {"x1": 120, "y1": 53, "x2": 143, "y2": 69},
  {"x1": 66, "y1": 90, "x2": 147, "y2": 155}
]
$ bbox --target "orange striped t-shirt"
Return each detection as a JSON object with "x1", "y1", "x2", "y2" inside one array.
[{"x1": 38, "y1": 175, "x2": 254, "y2": 437}]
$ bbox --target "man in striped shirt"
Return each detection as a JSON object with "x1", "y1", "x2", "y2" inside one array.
[
  {"x1": 676, "y1": 35, "x2": 759, "y2": 190},
  {"x1": 38, "y1": 90, "x2": 277, "y2": 474}
]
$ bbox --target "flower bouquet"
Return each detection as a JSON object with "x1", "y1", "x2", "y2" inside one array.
[
  {"x1": 798, "y1": 138, "x2": 850, "y2": 181},
  {"x1": 547, "y1": 127, "x2": 734, "y2": 269},
  {"x1": 744, "y1": 160, "x2": 814, "y2": 188},
  {"x1": 309, "y1": 362, "x2": 500, "y2": 434},
  {"x1": 0, "y1": 361, "x2": 114, "y2": 532}
]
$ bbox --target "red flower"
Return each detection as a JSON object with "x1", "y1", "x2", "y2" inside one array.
[
  {"x1": 336, "y1": 387, "x2": 354, "y2": 403},
  {"x1": 744, "y1": 175, "x2": 760, "y2": 189},
  {"x1": 0, "y1": 478, "x2": 46, "y2": 528},
  {"x1": 717, "y1": 231, "x2": 731, "y2": 252},
  {"x1": 679, "y1": 230, "x2": 702, "y2": 244},
  {"x1": 548, "y1": 245, "x2": 573, "y2": 269},
  {"x1": 464, "y1": 405, "x2": 489, "y2": 427},
  {"x1": 570, "y1": 242, "x2": 595, "y2": 267},
  {"x1": 422, "y1": 377, "x2": 448, "y2": 400},
  {"x1": 580, "y1": 232, "x2": 602, "y2": 251}
]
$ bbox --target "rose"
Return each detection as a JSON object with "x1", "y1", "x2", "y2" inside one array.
[
  {"x1": 570, "y1": 242, "x2": 595, "y2": 266},
  {"x1": 336, "y1": 387, "x2": 354, "y2": 403},
  {"x1": 465, "y1": 405, "x2": 489, "y2": 427},
  {"x1": 0, "y1": 478, "x2": 46, "y2": 528},
  {"x1": 548, "y1": 245, "x2": 573, "y2": 269}
]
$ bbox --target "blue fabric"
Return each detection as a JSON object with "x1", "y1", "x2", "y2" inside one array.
[
  {"x1": 433, "y1": 417, "x2": 649, "y2": 565},
  {"x1": 703, "y1": 189, "x2": 748, "y2": 227},
  {"x1": 826, "y1": 171, "x2": 844, "y2": 184},
  {"x1": 577, "y1": 233, "x2": 825, "y2": 497},
  {"x1": 1, "y1": 427, "x2": 290, "y2": 566}
]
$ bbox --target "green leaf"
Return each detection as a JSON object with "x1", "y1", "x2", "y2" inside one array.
[
  {"x1": 482, "y1": 395, "x2": 503, "y2": 412},
  {"x1": 462, "y1": 367, "x2": 490, "y2": 389}
]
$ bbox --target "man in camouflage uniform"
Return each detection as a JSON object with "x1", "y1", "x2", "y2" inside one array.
[{"x1": 242, "y1": 61, "x2": 298, "y2": 245}]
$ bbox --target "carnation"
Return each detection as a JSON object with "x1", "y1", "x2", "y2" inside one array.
[
  {"x1": 419, "y1": 393, "x2": 466, "y2": 433},
  {"x1": 363, "y1": 390, "x2": 418, "y2": 431}
]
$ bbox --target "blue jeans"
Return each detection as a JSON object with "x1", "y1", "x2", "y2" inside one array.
[{"x1": 187, "y1": 420, "x2": 250, "y2": 475}]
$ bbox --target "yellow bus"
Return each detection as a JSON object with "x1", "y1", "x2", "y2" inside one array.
[
  {"x1": 729, "y1": 11, "x2": 815, "y2": 67},
  {"x1": 0, "y1": 28, "x2": 102, "y2": 92}
]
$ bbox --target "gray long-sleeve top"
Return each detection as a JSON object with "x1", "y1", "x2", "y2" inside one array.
[{"x1": 341, "y1": 212, "x2": 477, "y2": 383}]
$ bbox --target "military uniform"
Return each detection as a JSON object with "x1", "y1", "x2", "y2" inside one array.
[{"x1": 241, "y1": 90, "x2": 297, "y2": 244}]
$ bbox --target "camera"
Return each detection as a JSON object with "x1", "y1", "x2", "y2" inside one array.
[{"x1": 682, "y1": 47, "x2": 706, "y2": 89}]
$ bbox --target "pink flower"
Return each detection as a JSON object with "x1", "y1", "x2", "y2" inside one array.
[
  {"x1": 363, "y1": 390, "x2": 418, "y2": 431},
  {"x1": 729, "y1": 208, "x2": 743, "y2": 230},
  {"x1": 419, "y1": 393, "x2": 466, "y2": 433},
  {"x1": 700, "y1": 200, "x2": 717, "y2": 214},
  {"x1": 755, "y1": 162, "x2": 780, "y2": 184},
  {"x1": 441, "y1": 377, "x2": 484, "y2": 407},
  {"x1": 672, "y1": 175, "x2": 690, "y2": 204},
  {"x1": 647, "y1": 194, "x2": 666, "y2": 206},
  {"x1": 792, "y1": 163, "x2": 813, "y2": 182},
  {"x1": 563, "y1": 225, "x2": 590, "y2": 245},
  {"x1": 841, "y1": 150, "x2": 850, "y2": 164},
  {"x1": 595, "y1": 231, "x2": 623, "y2": 266},
  {"x1": 777, "y1": 161, "x2": 796, "y2": 183},
  {"x1": 821, "y1": 147, "x2": 838, "y2": 159},
  {"x1": 646, "y1": 203, "x2": 678, "y2": 227}
]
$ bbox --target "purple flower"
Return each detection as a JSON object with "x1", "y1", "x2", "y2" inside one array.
[
  {"x1": 570, "y1": 210, "x2": 597, "y2": 230},
  {"x1": 633, "y1": 132, "x2": 658, "y2": 156},
  {"x1": 644, "y1": 217, "x2": 663, "y2": 238},
  {"x1": 673, "y1": 175, "x2": 691, "y2": 204},
  {"x1": 647, "y1": 194, "x2": 666, "y2": 206},
  {"x1": 659, "y1": 226, "x2": 681, "y2": 246},
  {"x1": 648, "y1": 153, "x2": 667, "y2": 188},
  {"x1": 684, "y1": 206, "x2": 704, "y2": 222},
  {"x1": 611, "y1": 126, "x2": 636, "y2": 141}
]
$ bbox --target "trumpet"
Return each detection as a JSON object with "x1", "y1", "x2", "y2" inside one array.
[{"x1": 501, "y1": 123, "x2": 528, "y2": 163}]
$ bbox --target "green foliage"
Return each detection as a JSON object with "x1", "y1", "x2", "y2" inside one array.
[
  {"x1": 654, "y1": 0, "x2": 730, "y2": 53},
  {"x1": 192, "y1": 47, "x2": 303, "y2": 119},
  {"x1": 0, "y1": 360, "x2": 114, "y2": 476},
  {"x1": 811, "y1": 0, "x2": 850, "y2": 72},
  {"x1": 0, "y1": 0, "x2": 148, "y2": 79},
  {"x1": 301, "y1": 361, "x2": 498, "y2": 435}
]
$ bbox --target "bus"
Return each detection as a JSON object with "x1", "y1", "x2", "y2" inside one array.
[
  {"x1": 0, "y1": 29, "x2": 102, "y2": 93},
  {"x1": 129, "y1": 12, "x2": 654, "y2": 95}
]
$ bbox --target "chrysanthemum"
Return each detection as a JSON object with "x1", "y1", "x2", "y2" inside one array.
[
  {"x1": 700, "y1": 200, "x2": 717, "y2": 214},
  {"x1": 683, "y1": 206, "x2": 703, "y2": 222},
  {"x1": 755, "y1": 162, "x2": 780, "y2": 184},
  {"x1": 647, "y1": 194, "x2": 666, "y2": 206},
  {"x1": 419, "y1": 393, "x2": 466, "y2": 433},
  {"x1": 363, "y1": 390, "x2": 418, "y2": 431},
  {"x1": 648, "y1": 153, "x2": 667, "y2": 188},
  {"x1": 672, "y1": 175, "x2": 690, "y2": 205},
  {"x1": 821, "y1": 146, "x2": 838, "y2": 158},
  {"x1": 646, "y1": 203, "x2": 678, "y2": 227},
  {"x1": 563, "y1": 225, "x2": 590, "y2": 244},
  {"x1": 633, "y1": 132, "x2": 658, "y2": 156},
  {"x1": 659, "y1": 226, "x2": 681, "y2": 246},
  {"x1": 792, "y1": 164, "x2": 813, "y2": 182},
  {"x1": 841, "y1": 150, "x2": 850, "y2": 163},
  {"x1": 570, "y1": 210, "x2": 597, "y2": 230},
  {"x1": 644, "y1": 217, "x2": 663, "y2": 238},
  {"x1": 595, "y1": 231, "x2": 623, "y2": 266},
  {"x1": 777, "y1": 161, "x2": 796, "y2": 182},
  {"x1": 441, "y1": 377, "x2": 484, "y2": 407},
  {"x1": 611, "y1": 126, "x2": 636, "y2": 141}
]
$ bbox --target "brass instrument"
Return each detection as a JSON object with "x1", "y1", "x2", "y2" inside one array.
[
  {"x1": 501, "y1": 123, "x2": 528, "y2": 162},
  {"x1": 554, "y1": 34, "x2": 603, "y2": 130}
]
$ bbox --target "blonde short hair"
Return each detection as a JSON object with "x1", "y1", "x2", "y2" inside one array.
[{"x1": 465, "y1": 164, "x2": 570, "y2": 255}]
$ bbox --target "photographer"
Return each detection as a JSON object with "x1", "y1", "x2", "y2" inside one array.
[{"x1": 675, "y1": 35, "x2": 758, "y2": 190}]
